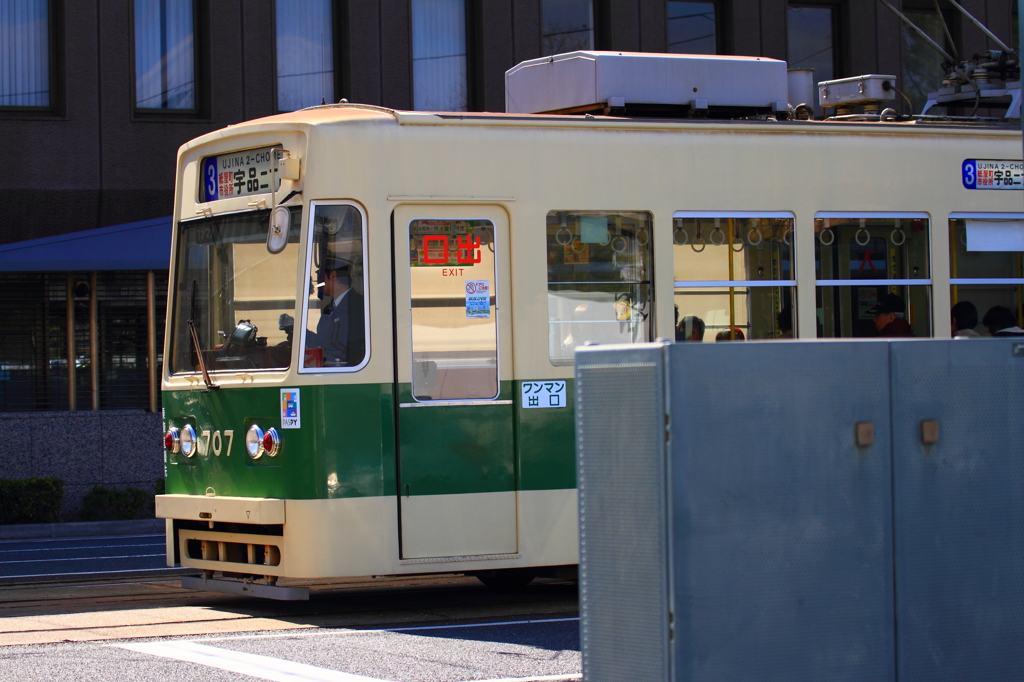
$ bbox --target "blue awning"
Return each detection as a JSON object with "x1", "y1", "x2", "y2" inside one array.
[{"x1": 0, "y1": 217, "x2": 172, "y2": 272}]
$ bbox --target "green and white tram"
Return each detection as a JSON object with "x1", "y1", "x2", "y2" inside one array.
[{"x1": 156, "y1": 52, "x2": 1023, "y2": 598}]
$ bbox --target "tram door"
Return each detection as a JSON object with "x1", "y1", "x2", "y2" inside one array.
[{"x1": 391, "y1": 205, "x2": 517, "y2": 559}]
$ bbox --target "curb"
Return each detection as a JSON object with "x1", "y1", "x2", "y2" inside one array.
[{"x1": 0, "y1": 518, "x2": 165, "y2": 540}]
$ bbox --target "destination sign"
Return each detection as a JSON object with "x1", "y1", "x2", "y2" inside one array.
[
  {"x1": 199, "y1": 146, "x2": 282, "y2": 202},
  {"x1": 962, "y1": 159, "x2": 1023, "y2": 190}
]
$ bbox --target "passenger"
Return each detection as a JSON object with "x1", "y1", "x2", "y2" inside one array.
[
  {"x1": 950, "y1": 301, "x2": 981, "y2": 338},
  {"x1": 306, "y1": 258, "x2": 366, "y2": 365},
  {"x1": 677, "y1": 315, "x2": 705, "y2": 342},
  {"x1": 715, "y1": 327, "x2": 745, "y2": 341},
  {"x1": 982, "y1": 305, "x2": 1024, "y2": 337},
  {"x1": 777, "y1": 306, "x2": 794, "y2": 338},
  {"x1": 867, "y1": 293, "x2": 913, "y2": 337}
]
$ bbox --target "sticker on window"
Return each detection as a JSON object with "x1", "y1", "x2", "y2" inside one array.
[
  {"x1": 281, "y1": 389, "x2": 300, "y2": 428},
  {"x1": 466, "y1": 280, "x2": 490, "y2": 318},
  {"x1": 522, "y1": 381, "x2": 567, "y2": 408}
]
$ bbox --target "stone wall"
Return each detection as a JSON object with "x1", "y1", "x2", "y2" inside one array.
[{"x1": 0, "y1": 410, "x2": 163, "y2": 518}]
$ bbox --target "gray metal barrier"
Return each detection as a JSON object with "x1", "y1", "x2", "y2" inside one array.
[{"x1": 575, "y1": 339, "x2": 1024, "y2": 682}]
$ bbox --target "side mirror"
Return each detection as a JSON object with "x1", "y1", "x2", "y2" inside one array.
[{"x1": 267, "y1": 206, "x2": 290, "y2": 254}]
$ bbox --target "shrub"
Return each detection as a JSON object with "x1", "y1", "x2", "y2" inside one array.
[
  {"x1": 154, "y1": 477, "x2": 165, "y2": 496},
  {"x1": 0, "y1": 478, "x2": 64, "y2": 524},
  {"x1": 79, "y1": 485, "x2": 154, "y2": 522}
]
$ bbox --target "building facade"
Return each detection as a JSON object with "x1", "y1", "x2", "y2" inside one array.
[
  {"x1": 0, "y1": 0, "x2": 1017, "y2": 513},
  {"x1": 0, "y1": 0, "x2": 1017, "y2": 412}
]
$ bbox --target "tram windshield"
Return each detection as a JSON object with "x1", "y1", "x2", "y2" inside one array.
[{"x1": 169, "y1": 207, "x2": 302, "y2": 374}]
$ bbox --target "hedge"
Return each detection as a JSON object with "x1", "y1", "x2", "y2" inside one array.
[
  {"x1": 79, "y1": 485, "x2": 156, "y2": 522},
  {"x1": 0, "y1": 478, "x2": 64, "y2": 524}
]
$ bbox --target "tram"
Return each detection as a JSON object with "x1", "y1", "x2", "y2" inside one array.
[{"x1": 155, "y1": 51, "x2": 1023, "y2": 599}]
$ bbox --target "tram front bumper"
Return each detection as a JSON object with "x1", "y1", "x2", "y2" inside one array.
[
  {"x1": 155, "y1": 494, "x2": 285, "y2": 525},
  {"x1": 156, "y1": 494, "x2": 287, "y2": 574}
]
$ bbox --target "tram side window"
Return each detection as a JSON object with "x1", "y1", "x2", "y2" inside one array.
[
  {"x1": 302, "y1": 204, "x2": 368, "y2": 369},
  {"x1": 815, "y1": 217, "x2": 931, "y2": 338},
  {"x1": 949, "y1": 217, "x2": 1024, "y2": 336},
  {"x1": 547, "y1": 211, "x2": 653, "y2": 365},
  {"x1": 673, "y1": 216, "x2": 795, "y2": 341},
  {"x1": 170, "y1": 207, "x2": 302, "y2": 373},
  {"x1": 408, "y1": 220, "x2": 498, "y2": 400}
]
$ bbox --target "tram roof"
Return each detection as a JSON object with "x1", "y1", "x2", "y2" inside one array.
[
  {"x1": 182, "y1": 103, "x2": 1021, "y2": 155},
  {"x1": 211, "y1": 102, "x2": 1019, "y2": 130}
]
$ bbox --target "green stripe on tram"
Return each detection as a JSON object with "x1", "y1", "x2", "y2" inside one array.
[{"x1": 162, "y1": 378, "x2": 577, "y2": 500}]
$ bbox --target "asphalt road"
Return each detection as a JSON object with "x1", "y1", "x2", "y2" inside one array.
[
  {"x1": 0, "y1": 531, "x2": 581, "y2": 680},
  {"x1": 0, "y1": 618, "x2": 581, "y2": 682},
  {"x1": 0, "y1": 533, "x2": 174, "y2": 582}
]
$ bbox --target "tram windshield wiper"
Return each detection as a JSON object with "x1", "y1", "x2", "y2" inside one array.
[{"x1": 189, "y1": 280, "x2": 219, "y2": 391}]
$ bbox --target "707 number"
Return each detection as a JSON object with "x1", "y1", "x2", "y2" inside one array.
[{"x1": 198, "y1": 429, "x2": 234, "y2": 457}]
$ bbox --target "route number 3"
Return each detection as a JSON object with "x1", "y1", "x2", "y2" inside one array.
[
  {"x1": 201, "y1": 158, "x2": 219, "y2": 201},
  {"x1": 962, "y1": 160, "x2": 976, "y2": 189}
]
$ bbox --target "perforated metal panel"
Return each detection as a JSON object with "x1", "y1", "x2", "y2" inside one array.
[
  {"x1": 890, "y1": 340, "x2": 1024, "y2": 682},
  {"x1": 667, "y1": 341, "x2": 894, "y2": 682},
  {"x1": 577, "y1": 339, "x2": 1024, "y2": 682},
  {"x1": 576, "y1": 345, "x2": 669, "y2": 682}
]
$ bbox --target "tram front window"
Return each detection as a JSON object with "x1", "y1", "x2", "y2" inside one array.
[
  {"x1": 672, "y1": 215, "x2": 795, "y2": 341},
  {"x1": 546, "y1": 211, "x2": 654, "y2": 365},
  {"x1": 949, "y1": 216, "x2": 1024, "y2": 336},
  {"x1": 815, "y1": 216, "x2": 931, "y2": 338},
  {"x1": 170, "y1": 207, "x2": 302, "y2": 373}
]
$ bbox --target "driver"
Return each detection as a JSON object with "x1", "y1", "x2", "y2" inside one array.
[{"x1": 306, "y1": 258, "x2": 365, "y2": 366}]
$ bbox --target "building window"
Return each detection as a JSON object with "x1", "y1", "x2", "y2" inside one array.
[
  {"x1": 667, "y1": 1, "x2": 716, "y2": 54},
  {"x1": 0, "y1": 272, "x2": 167, "y2": 412},
  {"x1": 133, "y1": 0, "x2": 196, "y2": 111},
  {"x1": 673, "y1": 214, "x2": 795, "y2": 341},
  {"x1": 815, "y1": 214, "x2": 931, "y2": 338},
  {"x1": 900, "y1": 9, "x2": 954, "y2": 115},
  {"x1": 276, "y1": 0, "x2": 334, "y2": 111},
  {"x1": 542, "y1": 0, "x2": 594, "y2": 55},
  {"x1": 547, "y1": 211, "x2": 654, "y2": 365},
  {"x1": 787, "y1": 4, "x2": 838, "y2": 84},
  {"x1": 411, "y1": 0, "x2": 468, "y2": 112},
  {"x1": 1, "y1": 0, "x2": 50, "y2": 108}
]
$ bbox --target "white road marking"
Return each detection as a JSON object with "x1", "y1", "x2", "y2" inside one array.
[
  {"x1": 198, "y1": 617, "x2": 581, "y2": 643},
  {"x1": 475, "y1": 671, "x2": 581, "y2": 675},
  {"x1": 115, "y1": 641, "x2": 390, "y2": 682},
  {"x1": 0, "y1": 553, "x2": 166, "y2": 564},
  {"x1": 115, "y1": 639, "x2": 581, "y2": 682}
]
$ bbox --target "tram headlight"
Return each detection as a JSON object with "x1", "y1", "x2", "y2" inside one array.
[
  {"x1": 262, "y1": 427, "x2": 281, "y2": 457},
  {"x1": 164, "y1": 427, "x2": 180, "y2": 453},
  {"x1": 179, "y1": 424, "x2": 197, "y2": 458},
  {"x1": 246, "y1": 425, "x2": 265, "y2": 459}
]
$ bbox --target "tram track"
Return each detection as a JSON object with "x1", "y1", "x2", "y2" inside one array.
[{"x1": 0, "y1": 574, "x2": 579, "y2": 646}]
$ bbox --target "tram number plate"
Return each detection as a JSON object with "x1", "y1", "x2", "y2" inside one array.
[
  {"x1": 522, "y1": 381, "x2": 567, "y2": 409},
  {"x1": 962, "y1": 159, "x2": 1023, "y2": 190}
]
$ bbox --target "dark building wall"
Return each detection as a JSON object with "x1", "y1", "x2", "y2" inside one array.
[{"x1": 0, "y1": 0, "x2": 1015, "y2": 248}]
